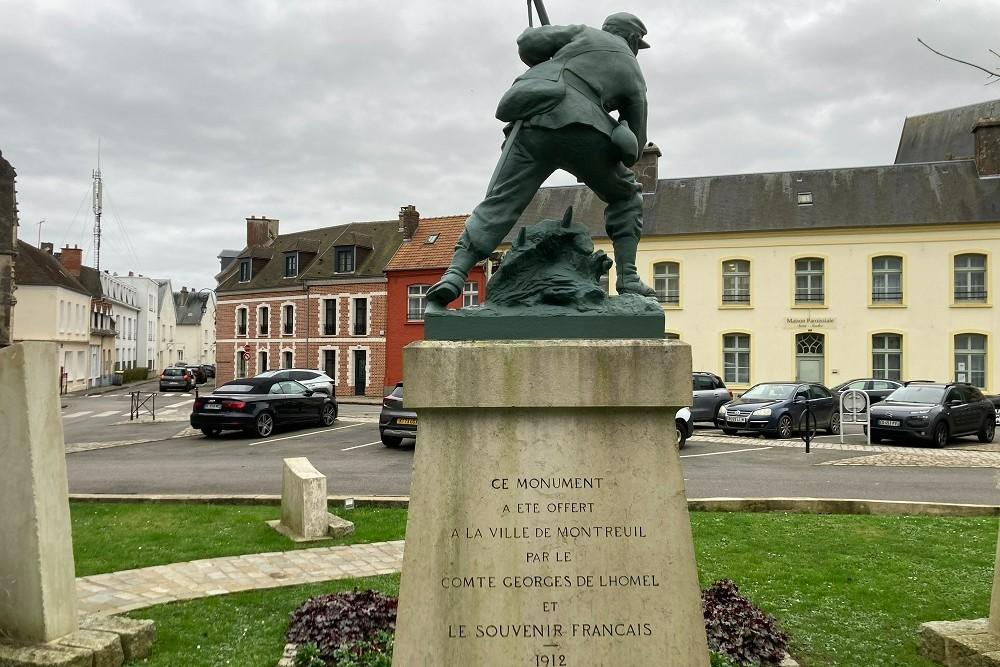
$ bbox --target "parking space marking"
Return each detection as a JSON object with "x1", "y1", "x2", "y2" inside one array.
[
  {"x1": 63, "y1": 411, "x2": 93, "y2": 419},
  {"x1": 681, "y1": 446, "x2": 772, "y2": 459},
  {"x1": 341, "y1": 441, "x2": 382, "y2": 452},
  {"x1": 94, "y1": 410, "x2": 119, "y2": 418},
  {"x1": 248, "y1": 422, "x2": 366, "y2": 446}
]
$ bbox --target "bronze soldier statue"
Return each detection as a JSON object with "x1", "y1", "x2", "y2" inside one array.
[{"x1": 427, "y1": 12, "x2": 656, "y2": 306}]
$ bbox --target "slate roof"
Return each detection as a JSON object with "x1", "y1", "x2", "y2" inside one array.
[
  {"x1": 217, "y1": 220, "x2": 405, "y2": 292},
  {"x1": 157, "y1": 280, "x2": 174, "y2": 315},
  {"x1": 895, "y1": 98, "x2": 1000, "y2": 164},
  {"x1": 384, "y1": 216, "x2": 468, "y2": 271},
  {"x1": 174, "y1": 291, "x2": 210, "y2": 325},
  {"x1": 14, "y1": 240, "x2": 89, "y2": 296},
  {"x1": 508, "y1": 160, "x2": 1000, "y2": 242},
  {"x1": 77, "y1": 266, "x2": 105, "y2": 299}
]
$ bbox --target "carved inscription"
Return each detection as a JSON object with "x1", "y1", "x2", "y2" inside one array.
[{"x1": 442, "y1": 476, "x2": 658, "y2": 663}]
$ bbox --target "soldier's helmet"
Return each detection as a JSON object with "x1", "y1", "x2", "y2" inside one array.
[{"x1": 602, "y1": 12, "x2": 650, "y2": 49}]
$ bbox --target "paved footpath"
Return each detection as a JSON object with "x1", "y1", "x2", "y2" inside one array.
[{"x1": 77, "y1": 541, "x2": 405, "y2": 616}]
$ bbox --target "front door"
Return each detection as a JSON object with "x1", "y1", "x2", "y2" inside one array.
[
  {"x1": 795, "y1": 333, "x2": 825, "y2": 383},
  {"x1": 353, "y1": 349, "x2": 367, "y2": 396}
]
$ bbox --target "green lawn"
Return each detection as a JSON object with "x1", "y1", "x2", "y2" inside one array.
[{"x1": 69, "y1": 503, "x2": 996, "y2": 666}]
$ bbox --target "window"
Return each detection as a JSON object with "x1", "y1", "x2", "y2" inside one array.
[
  {"x1": 335, "y1": 247, "x2": 355, "y2": 273},
  {"x1": 284, "y1": 253, "x2": 298, "y2": 278},
  {"x1": 723, "y1": 334, "x2": 750, "y2": 385},
  {"x1": 722, "y1": 260, "x2": 750, "y2": 305},
  {"x1": 323, "y1": 299, "x2": 337, "y2": 336},
  {"x1": 955, "y1": 334, "x2": 987, "y2": 388},
  {"x1": 236, "y1": 308, "x2": 248, "y2": 336},
  {"x1": 463, "y1": 282, "x2": 479, "y2": 307},
  {"x1": 872, "y1": 333, "x2": 902, "y2": 381},
  {"x1": 258, "y1": 306, "x2": 269, "y2": 336},
  {"x1": 693, "y1": 375, "x2": 717, "y2": 391},
  {"x1": 352, "y1": 298, "x2": 368, "y2": 335},
  {"x1": 797, "y1": 192, "x2": 813, "y2": 205},
  {"x1": 425, "y1": 234, "x2": 439, "y2": 244},
  {"x1": 954, "y1": 254, "x2": 987, "y2": 302},
  {"x1": 794, "y1": 258, "x2": 824, "y2": 304},
  {"x1": 872, "y1": 256, "x2": 903, "y2": 303},
  {"x1": 282, "y1": 350, "x2": 293, "y2": 369},
  {"x1": 258, "y1": 350, "x2": 269, "y2": 373},
  {"x1": 323, "y1": 349, "x2": 336, "y2": 380},
  {"x1": 239, "y1": 259, "x2": 251, "y2": 282},
  {"x1": 282, "y1": 304, "x2": 294, "y2": 335},
  {"x1": 653, "y1": 262, "x2": 679, "y2": 305},
  {"x1": 408, "y1": 285, "x2": 429, "y2": 321}
]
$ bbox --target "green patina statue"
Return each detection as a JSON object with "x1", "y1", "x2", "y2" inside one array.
[{"x1": 426, "y1": 10, "x2": 655, "y2": 308}]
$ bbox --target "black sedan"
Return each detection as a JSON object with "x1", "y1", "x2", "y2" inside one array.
[
  {"x1": 830, "y1": 378, "x2": 902, "y2": 411},
  {"x1": 718, "y1": 382, "x2": 839, "y2": 438},
  {"x1": 379, "y1": 382, "x2": 415, "y2": 447},
  {"x1": 190, "y1": 377, "x2": 338, "y2": 438},
  {"x1": 869, "y1": 382, "x2": 995, "y2": 447}
]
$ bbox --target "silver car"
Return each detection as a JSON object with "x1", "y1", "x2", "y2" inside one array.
[
  {"x1": 255, "y1": 369, "x2": 336, "y2": 397},
  {"x1": 692, "y1": 372, "x2": 733, "y2": 425}
]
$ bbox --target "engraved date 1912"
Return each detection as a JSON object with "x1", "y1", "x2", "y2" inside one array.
[{"x1": 534, "y1": 654, "x2": 567, "y2": 666}]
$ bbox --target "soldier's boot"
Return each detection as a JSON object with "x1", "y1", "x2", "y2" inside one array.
[
  {"x1": 612, "y1": 237, "x2": 656, "y2": 298},
  {"x1": 427, "y1": 249, "x2": 478, "y2": 306}
]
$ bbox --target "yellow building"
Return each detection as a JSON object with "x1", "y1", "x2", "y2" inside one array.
[{"x1": 511, "y1": 99, "x2": 1000, "y2": 393}]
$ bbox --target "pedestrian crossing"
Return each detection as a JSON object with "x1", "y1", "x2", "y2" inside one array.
[
  {"x1": 63, "y1": 399, "x2": 194, "y2": 421},
  {"x1": 86, "y1": 393, "x2": 194, "y2": 398}
]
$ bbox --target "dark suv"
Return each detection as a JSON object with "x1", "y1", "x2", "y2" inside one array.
[
  {"x1": 869, "y1": 382, "x2": 996, "y2": 447},
  {"x1": 379, "y1": 383, "x2": 416, "y2": 447},
  {"x1": 692, "y1": 372, "x2": 732, "y2": 425}
]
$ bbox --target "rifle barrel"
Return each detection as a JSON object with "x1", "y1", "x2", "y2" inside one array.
[{"x1": 532, "y1": 0, "x2": 550, "y2": 26}]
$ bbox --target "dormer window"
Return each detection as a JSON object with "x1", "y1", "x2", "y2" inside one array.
[
  {"x1": 239, "y1": 259, "x2": 252, "y2": 282},
  {"x1": 335, "y1": 246, "x2": 355, "y2": 273},
  {"x1": 284, "y1": 252, "x2": 298, "y2": 278}
]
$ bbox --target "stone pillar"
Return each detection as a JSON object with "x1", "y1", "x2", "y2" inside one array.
[
  {"x1": 393, "y1": 339, "x2": 709, "y2": 666},
  {"x1": 0, "y1": 342, "x2": 78, "y2": 642},
  {"x1": 267, "y1": 457, "x2": 354, "y2": 541}
]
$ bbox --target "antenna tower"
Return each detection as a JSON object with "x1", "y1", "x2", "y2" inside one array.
[{"x1": 92, "y1": 140, "x2": 103, "y2": 271}]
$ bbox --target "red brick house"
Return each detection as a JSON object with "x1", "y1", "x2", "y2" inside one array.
[
  {"x1": 383, "y1": 212, "x2": 488, "y2": 391},
  {"x1": 215, "y1": 213, "x2": 408, "y2": 397}
]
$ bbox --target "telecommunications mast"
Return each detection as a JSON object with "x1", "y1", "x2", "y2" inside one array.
[{"x1": 92, "y1": 140, "x2": 103, "y2": 271}]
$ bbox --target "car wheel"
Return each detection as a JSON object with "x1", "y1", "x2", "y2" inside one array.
[
  {"x1": 675, "y1": 419, "x2": 688, "y2": 449},
  {"x1": 713, "y1": 404, "x2": 728, "y2": 428},
  {"x1": 253, "y1": 412, "x2": 275, "y2": 438},
  {"x1": 201, "y1": 428, "x2": 221, "y2": 438},
  {"x1": 827, "y1": 412, "x2": 841, "y2": 435},
  {"x1": 722, "y1": 428, "x2": 738, "y2": 436},
  {"x1": 978, "y1": 417, "x2": 996, "y2": 443},
  {"x1": 931, "y1": 422, "x2": 949, "y2": 448},
  {"x1": 381, "y1": 432, "x2": 402, "y2": 448},
  {"x1": 321, "y1": 403, "x2": 338, "y2": 426},
  {"x1": 777, "y1": 414, "x2": 794, "y2": 439}
]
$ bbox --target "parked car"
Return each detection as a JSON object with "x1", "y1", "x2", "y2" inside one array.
[
  {"x1": 159, "y1": 367, "x2": 195, "y2": 392},
  {"x1": 190, "y1": 377, "x2": 338, "y2": 438},
  {"x1": 256, "y1": 369, "x2": 335, "y2": 396},
  {"x1": 676, "y1": 407, "x2": 692, "y2": 449},
  {"x1": 202, "y1": 364, "x2": 216, "y2": 379},
  {"x1": 176, "y1": 362, "x2": 207, "y2": 384},
  {"x1": 869, "y1": 382, "x2": 995, "y2": 447},
  {"x1": 380, "y1": 382, "x2": 415, "y2": 447},
  {"x1": 830, "y1": 378, "x2": 902, "y2": 411},
  {"x1": 990, "y1": 395, "x2": 1000, "y2": 425},
  {"x1": 717, "y1": 382, "x2": 840, "y2": 438},
  {"x1": 691, "y1": 372, "x2": 733, "y2": 425}
]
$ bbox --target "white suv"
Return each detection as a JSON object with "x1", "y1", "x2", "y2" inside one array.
[{"x1": 255, "y1": 369, "x2": 335, "y2": 397}]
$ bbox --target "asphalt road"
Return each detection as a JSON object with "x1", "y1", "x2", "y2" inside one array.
[{"x1": 62, "y1": 391, "x2": 1000, "y2": 504}]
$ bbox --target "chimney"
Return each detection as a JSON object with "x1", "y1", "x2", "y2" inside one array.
[
  {"x1": 58, "y1": 245, "x2": 82, "y2": 277},
  {"x1": 632, "y1": 142, "x2": 662, "y2": 195},
  {"x1": 40, "y1": 242, "x2": 54, "y2": 255},
  {"x1": 128, "y1": 271, "x2": 134, "y2": 277},
  {"x1": 246, "y1": 215, "x2": 280, "y2": 247},
  {"x1": 399, "y1": 205, "x2": 420, "y2": 241},
  {"x1": 973, "y1": 118, "x2": 1000, "y2": 177}
]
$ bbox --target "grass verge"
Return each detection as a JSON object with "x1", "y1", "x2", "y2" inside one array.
[{"x1": 69, "y1": 504, "x2": 996, "y2": 666}]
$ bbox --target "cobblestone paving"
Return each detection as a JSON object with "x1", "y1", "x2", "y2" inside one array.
[
  {"x1": 690, "y1": 434, "x2": 1000, "y2": 467},
  {"x1": 76, "y1": 540, "x2": 405, "y2": 615}
]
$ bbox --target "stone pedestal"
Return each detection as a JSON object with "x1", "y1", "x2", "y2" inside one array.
[
  {"x1": 267, "y1": 457, "x2": 354, "y2": 542},
  {"x1": 991, "y1": 525, "x2": 1000, "y2": 636},
  {"x1": 0, "y1": 342, "x2": 78, "y2": 643},
  {"x1": 393, "y1": 339, "x2": 709, "y2": 666}
]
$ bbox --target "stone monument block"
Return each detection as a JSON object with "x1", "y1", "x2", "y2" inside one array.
[
  {"x1": 0, "y1": 342, "x2": 78, "y2": 643},
  {"x1": 393, "y1": 339, "x2": 709, "y2": 666},
  {"x1": 267, "y1": 457, "x2": 354, "y2": 541}
]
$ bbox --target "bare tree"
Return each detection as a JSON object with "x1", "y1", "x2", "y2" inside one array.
[{"x1": 918, "y1": 38, "x2": 1000, "y2": 84}]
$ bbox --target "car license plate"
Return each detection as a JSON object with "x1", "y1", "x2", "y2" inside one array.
[
  {"x1": 727, "y1": 416, "x2": 748, "y2": 423},
  {"x1": 396, "y1": 418, "x2": 417, "y2": 426},
  {"x1": 878, "y1": 419, "x2": 900, "y2": 427},
  {"x1": 205, "y1": 404, "x2": 222, "y2": 410}
]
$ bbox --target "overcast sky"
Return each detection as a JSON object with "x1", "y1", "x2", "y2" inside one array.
[{"x1": 2, "y1": 0, "x2": 998, "y2": 290}]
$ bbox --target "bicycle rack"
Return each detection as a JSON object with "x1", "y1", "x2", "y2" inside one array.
[
  {"x1": 130, "y1": 391, "x2": 156, "y2": 421},
  {"x1": 839, "y1": 389, "x2": 870, "y2": 445}
]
